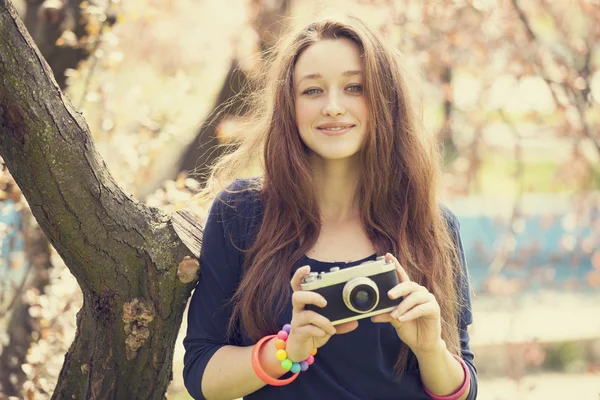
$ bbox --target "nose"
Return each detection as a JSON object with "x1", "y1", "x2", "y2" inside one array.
[{"x1": 322, "y1": 92, "x2": 345, "y2": 117}]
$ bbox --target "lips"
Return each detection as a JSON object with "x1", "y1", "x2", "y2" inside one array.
[
  {"x1": 316, "y1": 122, "x2": 356, "y2": 135},
  {"x1": 317, "y1": 122, "x2": 355, "y2": 129}
]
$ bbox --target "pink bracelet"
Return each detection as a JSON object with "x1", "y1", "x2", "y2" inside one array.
[{"x1": 423, "y1": 354, "x2": 470, "y2": 400}]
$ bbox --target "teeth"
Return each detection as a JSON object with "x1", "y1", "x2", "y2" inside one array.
[{"x1": 322, "y1": 127, "x2": 348, "y2": 131}]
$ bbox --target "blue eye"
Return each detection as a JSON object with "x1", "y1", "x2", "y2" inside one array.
[
  {"x1": 347, "y1": 85, "x2": 363, "y2": 93},
  {"x1": 304, "y1": 88, "x2": 322, "y2": 95}
]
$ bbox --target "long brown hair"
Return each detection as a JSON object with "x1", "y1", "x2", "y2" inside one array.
[{"x1": 199, "y1": 16, "x2": 464, "y2": 373}]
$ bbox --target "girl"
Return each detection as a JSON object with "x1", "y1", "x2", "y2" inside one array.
[{"x1": 183, "y1": 15, "x2": 478, "y2": 400}]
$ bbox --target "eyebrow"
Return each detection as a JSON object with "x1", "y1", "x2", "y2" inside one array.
[{"x1": 297, "y1": 70, "x2": 362, "y2": 85}]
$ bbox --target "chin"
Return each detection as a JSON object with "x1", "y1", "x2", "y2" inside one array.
[{"x1": 313, "y1": 148, "x2": 362, "y2": 161}]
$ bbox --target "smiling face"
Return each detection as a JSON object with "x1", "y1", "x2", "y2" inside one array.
[{"x1": 293, "y1": 38, "x2": 369, "y2": 162}]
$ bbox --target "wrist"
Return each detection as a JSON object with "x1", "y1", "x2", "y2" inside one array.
[
  {"x1": 258, "y1": 337, "x2": 287, "y2": 378},
  {"x1": 285, "y1": 338, "x2": 313, "y2": 362},
  {"x1": 421, "y1": 353, "x2": 470, "y2": 400},
  {"x1": 413, "y1": 339, "x2": 447, "y2": 361},
  {"x1": 251, "y1": 325, "x2": 317, "y2": 387}
]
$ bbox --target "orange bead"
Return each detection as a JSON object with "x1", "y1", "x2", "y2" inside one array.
[
  {"x1": 274, "y1": 339, "x2": 286, "y2": 350},
  {"x1": 311, "y1": 348, "x2": 317, "y2": 356}
]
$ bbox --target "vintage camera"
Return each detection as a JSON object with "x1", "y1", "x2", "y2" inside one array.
[{"x1": 300, "y1": 256, "x2": 401, "y2": 325}]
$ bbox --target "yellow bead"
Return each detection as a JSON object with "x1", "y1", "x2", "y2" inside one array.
[
  {"x1": 311, "y1": 348, "x2": 317, "y2": 356},
  {"x1": 275, "y1": 349, "x2": 287, "y2": 361},
  {"x1": 274, "y1": 339, "x2": 286, "y2": 350}
]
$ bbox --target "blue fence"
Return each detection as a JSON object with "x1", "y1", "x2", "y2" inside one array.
[{"x1": 459, "y1": 215, "x2": 595, "y2": 293}]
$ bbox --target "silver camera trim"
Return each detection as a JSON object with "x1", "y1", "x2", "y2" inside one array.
[
  {"x1": 331, "y1": 306, "x2": 397, "y2": 325},
  {"x1": 342, "y1": 277, "x2": 379, "y2": 314},
  {"x1": 300, "y1": 256, "x2": 395, "y2": 291}
]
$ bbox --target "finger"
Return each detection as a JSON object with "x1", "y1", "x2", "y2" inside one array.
[
  {"x1": 290, "y1": 265, "x2": 311, "y2": 292},
  {"x1": 334, "y1": 320, "x2": 359, "y2": 334},
  {"x1": 293, "y1": 310, "x2": 337, "y2": 336},
  {"x1": 390, "y1": 290, "x2": 435, "y2": 318},
  {"x1": 291, "y1": 291, "x2": 327, "y2": 313},
  {"x1": 370, "y1": 312, "x2": 393, "y2": 323},
  {"x1": 294, "y1": 324, "x2": 331, "y2": 338},
  {"x1": 387, "y1": 281, "x2": 425, "y2": 300},
  {"x1": 396, "y1": 302, "x2": 438, "y2": 322},
  {"x1": 385, "y1": 253, "x2": 411, "y2": 283}
]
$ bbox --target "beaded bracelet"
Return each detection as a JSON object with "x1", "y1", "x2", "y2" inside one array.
[
  {"x1": 251, "y1": 323, "x2": 317, "y2": 386},
  {"x1": 273, "y1": 324, "x2": 316, "y2": 373}
]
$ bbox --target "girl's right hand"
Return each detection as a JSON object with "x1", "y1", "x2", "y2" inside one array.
[{"x1": 285, "y1": 265, "x2": 359, "y2": 362}]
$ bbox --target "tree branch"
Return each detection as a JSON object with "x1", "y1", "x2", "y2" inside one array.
[
  {"x1": 511, "y1": 0, "x2": 600, "y2": 157},
  {"x1": 2, "y1": 0, "x2": 156, "y2": 295},
  {"x1": 0, "y1": 1, "x2": 201, "y2": 396}
]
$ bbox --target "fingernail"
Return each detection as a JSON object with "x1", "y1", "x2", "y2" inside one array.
[{"x1": 391, "y1": 311, "x2": 398, "y2": 318}]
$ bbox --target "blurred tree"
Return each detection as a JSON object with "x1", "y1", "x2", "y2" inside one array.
[
  {"x1": 23, "y1": 0, "x2": 117, "y2": 90},
  {"x1": 177, "y1": 0, "x2": 291, "y2": 182},
  {"x1": 0, "y1": 201, "x2": 53, "y2": 397},
  {"x1": 0, "y1": 1, "x2": 198, "y2": 398}
]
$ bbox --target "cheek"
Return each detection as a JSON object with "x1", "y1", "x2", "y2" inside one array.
[
  {"x1": 355, "y1": 97, "x2": 370, "y2": 122},
  {"x1": 295, "y1": 100, "x2": 320, "y2": 128}
]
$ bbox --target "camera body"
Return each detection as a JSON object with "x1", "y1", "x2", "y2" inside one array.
[{"x1": 300, "y1": 256, "x2": 401, "y2": 325}]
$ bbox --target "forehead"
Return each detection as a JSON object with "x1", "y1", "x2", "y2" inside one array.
[{"x1": 293, "y1": 39, "x2": 363, "y2": 84}]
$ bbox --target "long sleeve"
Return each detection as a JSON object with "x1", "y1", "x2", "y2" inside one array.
[
  {"x1": 447, "y1": 211, "x2": 479, "y2": 400},
  {"x1": 183, "y1": 180, "x2": 259, "y2": 400}
]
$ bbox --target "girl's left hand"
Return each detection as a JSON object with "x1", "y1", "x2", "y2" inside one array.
[{"x1": 371, "y1": 253, "x2": 444, "y2": 354}]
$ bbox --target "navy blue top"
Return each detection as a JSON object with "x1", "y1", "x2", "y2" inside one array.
[{"x1": 183, "y1": 178, "x2": 478, "y2": 400}]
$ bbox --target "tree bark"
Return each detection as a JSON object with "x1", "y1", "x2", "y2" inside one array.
[
  {"x1": 0, "y1": 1, "x2": 198, "y2": 398},
  {"x1": 0, "y1": 1, "x2": 118, "y2": 395}
]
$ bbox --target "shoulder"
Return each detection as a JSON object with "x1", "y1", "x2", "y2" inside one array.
[
  {"x1": 440, "y1": 204, "x2": 460, "y2": 232},
  {"x1": 208, "y1": 178, "x2": 264, "y2": 247},
  {"x1": 201, "y1": 178, "x2": 264, "y2": 257},
  {"x1": 212, "y1": 177, "x2": 263, "y2": 216}
]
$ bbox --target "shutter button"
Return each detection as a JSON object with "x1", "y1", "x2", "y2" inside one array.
[{"x1": 302, "y1": 272, "x2": 319, "y2": 283}]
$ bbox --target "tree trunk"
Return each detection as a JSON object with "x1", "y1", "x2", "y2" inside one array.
[
  {"x1": 0, "y1": 1, "x2": 117, "y2": 395},
  {"x1": 0, "y1": 1, "x2": 198, "y2": 398}
]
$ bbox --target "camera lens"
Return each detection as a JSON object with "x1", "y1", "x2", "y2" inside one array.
[
  {"x1": 352, "y1": 286, "x2": 377, "y2": 311},
  {"x1": 342, "y1": 277, "x2": 379, "y2": 314}
]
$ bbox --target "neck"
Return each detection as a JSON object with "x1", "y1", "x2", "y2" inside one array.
[{"x1": 309, "y1": 155, "x2": 361, "y2": 223}]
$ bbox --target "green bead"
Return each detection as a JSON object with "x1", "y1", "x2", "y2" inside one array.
[{"x1": 281, "y1": 359, "x2": 293, "y2": 371}]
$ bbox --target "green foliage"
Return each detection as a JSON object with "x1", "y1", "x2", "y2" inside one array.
[{"x1": 544, "y1": 342, "x2": 586, "y2": 371}]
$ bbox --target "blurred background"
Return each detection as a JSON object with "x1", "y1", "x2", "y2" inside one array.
[{"x1": 1, "y1": 0, "x2": 600, "y2": 399}]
